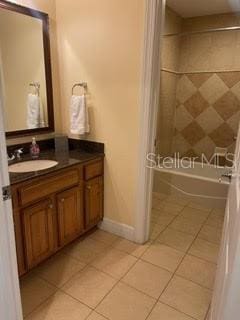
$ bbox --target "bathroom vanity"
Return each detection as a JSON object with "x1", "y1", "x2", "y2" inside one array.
[
  {"x1": 1, "y1": 1, "x2": 105, "y2": 278},
  {"x1": 9, "y1": 141, "x2": 104, "y2": 277}
]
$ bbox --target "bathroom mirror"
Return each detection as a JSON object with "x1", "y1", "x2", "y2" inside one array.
[{"x1": 0, "y1": 0, "x2": 54, "y2": 137}]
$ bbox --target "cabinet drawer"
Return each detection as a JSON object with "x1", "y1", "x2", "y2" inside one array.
[
  {"x1": 84, "y1": 161, "x2": 103, "y2": 180},
  {"x1": 19, "y1": 169, "x2": 80, "y2": 206}
]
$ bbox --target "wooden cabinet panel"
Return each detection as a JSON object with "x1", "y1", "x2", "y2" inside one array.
[
  {"x1": 57, "y1": 187, "x2": 84, "y2": 246},
  {"x1": 11, "y1": 160, "x2": 104, "y2": 276},
  {"x1": 84, "y1": 161, "x2": 103, "y2": 180},
  {"x1": 85, "y1": 176, "x2": 103, "y2": 228},
  {"x1": 13, "y1": 210, "x2": 26, "y2": 276},
  {"x1": 22, "y1": 199, "x2": 56, "y2": 269},
  {"x1": 19, "y1": 168, "x2": 81, "y2": 206}
]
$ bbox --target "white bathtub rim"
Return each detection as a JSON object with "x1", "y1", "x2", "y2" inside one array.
[{"x1": 153, "y1": 166, "x2": 230, "y2": 185}]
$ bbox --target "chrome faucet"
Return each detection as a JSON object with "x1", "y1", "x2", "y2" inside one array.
[
  {"x1": 7, "y1": 153, "x2": 15, "y2": 161},
  {"x1": 14, "y1": 148, "x2": 24, "y2": 160},
  {"x1": 221, "y1": 170, "x2": 232, "y2": 182}
]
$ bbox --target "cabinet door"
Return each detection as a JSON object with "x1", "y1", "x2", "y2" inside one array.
[
  {"x1": 57, "y1": 187, "x2": 84, "y2": 246},
  {"x1": 85, "y1": 176, "x2": 103, "y2": 228},
  {"x1": 13, "y1": 210, "x2": 26, "y2": 276},
  {"x1": 22, "y1": 199, "x2": 56, "y2": 269}
]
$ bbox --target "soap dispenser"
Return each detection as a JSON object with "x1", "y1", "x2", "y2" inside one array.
[{"x1": 30, "y1": 137, "x2": 40, "y2": 159}]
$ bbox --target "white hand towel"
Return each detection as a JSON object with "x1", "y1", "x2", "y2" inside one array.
[
  {"x1": 27, "y1": 93, "x2": 40, "y2": 129},
  {"x1": 39, "y1": 100, "x2": 46, "y2": 128},
  {"x1": 70, "y1": 95, "x2": 90, "y2": 135}
]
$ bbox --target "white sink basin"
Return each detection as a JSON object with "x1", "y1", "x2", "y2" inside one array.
[{"x1": 9, "y1": 160, "x2": 58, "y2": 173}]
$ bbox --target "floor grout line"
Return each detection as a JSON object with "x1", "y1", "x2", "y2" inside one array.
[
  {"x1": 150, "y1": 201, "x2": 216, "y2": 319},
  {"x1": 22, "y1": 199, "x2": 223, "y2": 320}
]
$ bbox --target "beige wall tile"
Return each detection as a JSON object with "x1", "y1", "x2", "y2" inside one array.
[
  {"x1": 213, "y1": 91, "x2": 240, "y2": 120},
  {"x1": 184, "y1": 92, "x2": 209, "y2": 118},
  {"x1": 177, "y1": 75, "x2": 197, "y2": 103},
  {"x1": 209, "y1": 123, "x2": 234, "y2": 148},
  {"x1": 199, "y1": 75, "x2": 228, "y2": 104},
  {"x1": 181, "y1": 122, "x2": 205, "y2": 146},
  {"x1": 196, "y1": 107, "x2": 224, "y2": 134}
]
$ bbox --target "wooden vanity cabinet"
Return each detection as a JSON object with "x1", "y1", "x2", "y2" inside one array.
[
  {"x1": 22, "y1": 197, "x2": 57, "y2": 269},
  {"x1": 85, "y1": 176, "x2": 103, "y2": 229},
  {"x1": 57, "y1": 186, "x2": 84, "y2": 247},
  {"x1": 11, "y1": 158, "x2": 104, "y2": 276}
]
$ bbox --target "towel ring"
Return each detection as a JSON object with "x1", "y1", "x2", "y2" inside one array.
[
  {"x1": 72, "y1": 82, "x2": 87, "y2": 95},
  {"x1": 29, "y1": 82, "x2": 40, "y2": 96}
]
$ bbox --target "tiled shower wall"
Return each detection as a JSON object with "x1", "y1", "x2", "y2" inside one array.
[
  {"x1": 175, "y1": 72, "x2": 240, "y2": 158},
  {"x1": 156, "y1": 7, "x2": 181, "y2": 157},
  {"x1": 157, "y1": 8, "x2": 240, "y2": 159}
]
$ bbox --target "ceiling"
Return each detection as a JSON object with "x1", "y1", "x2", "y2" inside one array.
[{"x1": 166, "y1": 0, "x2": 240, "y2": 18}]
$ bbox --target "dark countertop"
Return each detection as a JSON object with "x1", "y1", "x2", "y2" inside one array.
[{"x1": 9, "y1": 149, "x2": 104, "y2": 185}]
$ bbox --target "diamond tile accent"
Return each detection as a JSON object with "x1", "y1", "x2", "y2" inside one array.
[
  {"x1": 199, "y1": 74, "x2": 228, "y2": 104},
  {"x1": 193, "y1": 136, "x2": 216, "y2": 160},
  {"x1": 174, "y1": 71, "x2": 240, "y2": 158},
  {"x1": 182, "y1": 149, "x2": 199, "y2": 158},
  {"x1": 184, "y1": 92, "x2": 209, "y2": 118},
  {"x1": 209, "y1": 123, "x2": 235, "y2": 147},
  {"x1": 231, "y1": 81, "x2": 240, "y2": 101},
  {"x1": 181, "y1": 121, "x2": 206, "y2": 145},
  {"x1": 187, "y1": 73, "x2": 213, "y2": 88},
  {"x1": 177, "y1": 75, "x2": 197, "y2": 103},
  {"x1": 175, "y1": 105, "x2": 193, "y2": 131},
  {"x1": 218, "y1": 72, "x2": 240, "y2": 88},
  {"x1": 227, "y1": 110, "x2": 240, "y2": 132},
  {"x1": 213, "y1": 91, "x2": 240, "y2": 120},
  {"x1": 196, "y1": 106, "x2": 224, "y2": 134},
  {"x1": 172, "y1": 133, "x2": 191, "y2": 155}
]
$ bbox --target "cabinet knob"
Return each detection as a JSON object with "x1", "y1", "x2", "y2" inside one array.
[
  {"x1": 87, "y1": 186, "x2": 91, "y2": 190},
  {"x1": 61, "y1": 198, "x2": 65, "y2": 202},
  {"x1": 49, "y1": 204, "x2": 53, "y2": 209}
]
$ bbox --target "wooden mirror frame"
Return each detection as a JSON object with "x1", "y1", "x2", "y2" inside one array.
[{"x1": 0, "y1": 0, "x2": 55, "y2": 138}]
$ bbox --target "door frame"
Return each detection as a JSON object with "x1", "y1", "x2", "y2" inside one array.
[
  {"x1": 0, "y1": 56, "x2": 23, "y2": 319},
  {"x1": 135, "y1": 0, "x2": 165, "y2": 243}
]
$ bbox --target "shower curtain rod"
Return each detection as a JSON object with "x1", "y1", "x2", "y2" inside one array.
[{"x1": 164, "y1": 26, "x2": 240, "y2": 37}]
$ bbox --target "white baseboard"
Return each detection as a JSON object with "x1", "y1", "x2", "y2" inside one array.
[{"x1": 98, "y1": 218, "x2": 135, "y2": 242}]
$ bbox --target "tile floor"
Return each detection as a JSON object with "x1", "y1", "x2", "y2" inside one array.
[{"x1": 20, "y1": 192, "x2": 224, "y2": 320}]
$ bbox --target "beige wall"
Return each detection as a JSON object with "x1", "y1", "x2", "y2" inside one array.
[
  {"x1": 6, "y1": 0, "x2": 62, "y2": 144},
  {"x1": 56, "y1": 0, "x2": 145, "y2": 226}
]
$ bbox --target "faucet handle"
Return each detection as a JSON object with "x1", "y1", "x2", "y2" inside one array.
[
  {"x1": 14, "y1": 148, "x2": 24, "y2": 159},
  {"x1": 14, "y1": 147, "x2": 24, "y2": 154},
  {"x1": 7, "y1": 153, "x2": 15, "y2": 161}
]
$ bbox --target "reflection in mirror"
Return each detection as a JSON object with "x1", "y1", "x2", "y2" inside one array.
[{"x1": 0, "y1": 1, "x2": 54, "y2": 137}]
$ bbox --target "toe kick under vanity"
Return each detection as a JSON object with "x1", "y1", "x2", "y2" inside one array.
[{"x1": 9, "y1": 139, "x2": 104, "y2": 277}]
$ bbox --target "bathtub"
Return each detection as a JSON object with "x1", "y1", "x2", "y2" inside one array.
[{"x1": 153, "y1": 160, "x2": 230, "y2": 209}]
